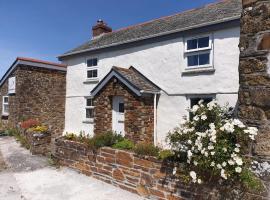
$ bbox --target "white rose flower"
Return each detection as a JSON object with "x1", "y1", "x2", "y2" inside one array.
[
  {"x1": 193, "y1": 115, "x2": 199, "y2": 121},
  {"x1": 201, "y1": 115, "x2": 207, "y2": 121},
  {"x1": 234, "y1": 148, "x2": 240, "y2": 153},
  {"x1": 190, "y1": 171, "x2": 197, "y2": 182},
  {"x1": 217, "y1": 164, "x2": 222, "y2": 169},
  {"x1": 193, "y1": 161, "x2": 198, "y2": 166},
  {"x1": 234, "y1": 157, "x2": 243, "y2": 166},
  {"x1": 192, "y1": 105, "x2": 199, "y2": 113},
  {"x1": 221, "y1": 169, "x2": 227, "y2": 179},
  {"x1": 198, "y1": 99, "x2": 204, "y2": 105},
  {"x1": 208, "y1": 145, "x2": 214, "y2": 150},
  {"x1": 235, "y1": 143, "x2": 241, "y2": 148},
  {"x1": 210, "y1": 151, "x2": 215, "y2": 155},
  {"x1": 232, "y1": 119, "x2": 245, "y2": 128},
  {"x1": 187, "y1": 150, "x2": 193, "y2": 159},
  {"x1": 210, "y1": 161, "x2": 215, "y2": 166},
  {"x1": 187, "y1": 140, "x2": 192, "y2": 144},
  {"x1": 222, "y1": 147, "x2": 227, "y2": 152},
  {"x1": 222, "y1": 162, "x2": 227, "y2": 167},
  {"x1": 228, "y1": 159, "x2": 235, "y2": 165},
  {"x1": 197, "y1": 179, "x2": 202, "y2": 184},
  {"x1": 235, "y1": 167, "x2": 242, "y2": 173}
]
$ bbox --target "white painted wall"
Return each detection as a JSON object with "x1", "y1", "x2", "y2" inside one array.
[{"x1": 63, "y1": 26, "x2": 240, "y2": 143}]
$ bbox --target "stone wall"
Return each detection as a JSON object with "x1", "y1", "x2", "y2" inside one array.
[
  {"x1": 0, "y1": 65, "x2": 66, "y2": 140},
  {"x1": 238, "y1": 0, "x2": 270, "y2": 198},
  {"x1": 55, "y1": 137, "x2": 269, "y2": 200},
  {"x1": 94, "y1": 78, "x2": 154, "y2": 143},
  {"x1": 238, "y1": 1, "x2": 270, "y2": 160}
]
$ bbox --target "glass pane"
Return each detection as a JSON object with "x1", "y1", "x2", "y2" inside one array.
[
  {"x1": 86, "y1": 108, "x2": 94, "y2": 118},
  {"x1": 187, "y1": 39, "x2": 197, "y2": 50},
  {"x1": 198, "y1": 37, "x2": 209, "y2": 48},
  {"x1": 87, "y1": 70, "x2": 98, "y2": 78},
  {"x1": 119, "y1": 103, "x2": 124, "y2": 113},
  {"x1": 87, "y1": 58, "x2": 98, "y2": 67},
  {"x1": 87, "y1": 99, "x2": 93, "y2": 107},
  {"x1": 3, "y1": 97, "x2": 8, "y2": 103},
  {"x1": 3, "y1": 105, "x2": 9, "y2": 114},
  {"x1": 187, "y1": 55, "x2": 199, "y2": 66},
  {"x1": 199, "y1": 53, "x2": 210, "y2": 65}
]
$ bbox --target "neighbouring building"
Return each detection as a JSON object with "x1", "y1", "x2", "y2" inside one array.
[
  {"x1": 59, "y1": 0, "x2": 241, "y2": 145},
  {"x1": 0, "y1": 57, "x2": 67, "y2": 139}
]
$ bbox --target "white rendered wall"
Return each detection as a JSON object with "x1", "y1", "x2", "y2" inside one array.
[{"x1": 63, "y1": 26, "x2": 240, "y2": 141}]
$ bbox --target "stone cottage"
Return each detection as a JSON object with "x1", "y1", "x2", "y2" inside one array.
[
  {"x1": 59, "y1": 0, "x2": 241, "y2": 145},
  {"x1": 0, "y1": 57, "x2": 66, "y2": 138}
]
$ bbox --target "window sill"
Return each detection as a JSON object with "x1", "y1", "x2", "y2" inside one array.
[
  {"x1": 182, "y1": 67, "x2": 215, "y2": 75},
  {"x1": 83, "y1": 78, "x2": 99, "y2": 84},
  {"x1": 82, "y1": 119, "x2": 94, "y2": 124}
]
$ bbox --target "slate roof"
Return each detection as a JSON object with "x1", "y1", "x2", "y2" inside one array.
[
  {"x1": 60, "y1": 0, "x2": 241, "y2": 58},
  {"x1": 91, "y1": 66, "x2": 160, "y2": 96}
]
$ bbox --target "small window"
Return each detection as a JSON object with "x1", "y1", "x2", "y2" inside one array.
[
  {"x1": 86, "y1": 58, "x2": 98, "y2": 80},
  {"x1": 119, "y1": 102, "x2": 124, "y2": 113},
  {"x1": 87, "y1": 58, "x2": 98, "y2": 67},
  {"x1": 2, "y1": 96, "x2": 9, "y2": 116},
  {"x1": 86, "y1": 98, "x2": 94, "y2": 119},
  {"x1": 87, "y1": 69, "x2": 98, "y2": 78},
  {"x1": 185, "y1": 35, "x2": 212, "y2": 69}
]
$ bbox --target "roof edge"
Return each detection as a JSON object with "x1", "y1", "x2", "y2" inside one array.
[
  {"x1": 58, "y1": 15, "x2": 240, "y2": 59},
  {"x1": 0, "y1": 57, "x2": 66, "y2": 87}
]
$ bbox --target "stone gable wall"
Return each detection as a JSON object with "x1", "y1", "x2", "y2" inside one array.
[
  {"x1": 0, "y1": 65, "x2": 66, "y2": 139},
  {"x1": 94, "y1": 78, "x2": 154, "y2": 143}
]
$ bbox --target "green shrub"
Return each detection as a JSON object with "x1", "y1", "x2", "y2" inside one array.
[
  {"x1": 158, "y1": 149, "x2": 174, "y2": 160},
  {"x1": 8, "y1": 129, "x2": 30, "y2": 149},
  {"x1": 113, "y1": 139, "x2": 135, "y2": 150},
  {"x1": 134, "y1": 142, "x2": 160, "y2": 157},
  {"x1": 87, "y1": 131, "x2": 124, "y2": 150}
]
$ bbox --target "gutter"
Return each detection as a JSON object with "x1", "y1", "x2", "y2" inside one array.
[{"x1": 58, "y1": 15, "x2": 240, "y2": 59}]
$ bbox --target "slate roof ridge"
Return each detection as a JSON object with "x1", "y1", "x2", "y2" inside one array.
[{"x1": 109, "y1": 0, "x2": 233, "y2": 35}]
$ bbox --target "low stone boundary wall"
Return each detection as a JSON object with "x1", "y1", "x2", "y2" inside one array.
[
  {"x1": 24, "y1": 130, "x2": 51, "y2": 155},
  {"x1": 54, "y1": 137, "x2": 269, "y2": 200}
]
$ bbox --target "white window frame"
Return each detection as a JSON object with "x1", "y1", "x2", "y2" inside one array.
[
  {"x1": 83, "y1": 97, "x2": 94, "y2": 123},
  {"x1": 184, "y1": 34, "x2": 214, "y2": 70},
  {"x1": 2, "y1": 96, "x2": 9, "y2": 116},
  {"x1": 85, "y1": 58, "x2": 99, "y2": 83}
]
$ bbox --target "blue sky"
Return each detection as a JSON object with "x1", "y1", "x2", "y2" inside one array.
[{"x1": 0, "y1": 0, "x2": 217, "y2": 78}]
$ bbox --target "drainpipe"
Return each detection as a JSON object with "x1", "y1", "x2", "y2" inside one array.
[{"x1": 154, "y1": 93, "x2": 157, "y2": 146}]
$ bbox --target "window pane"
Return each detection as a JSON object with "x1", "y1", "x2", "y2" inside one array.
[
  {"x1": 119, "y1": 103, "x2": 124, "y2": 113},
  {"x1": 3, "y1": 97, "x2": 8, "y2": 103},
  {"x1": 87, "y1": 99, "x2": 93, "y2": 107},
  {"x1": 3, "y1": 105, "x2": 9, "y2": 114},
  {"x1": 87, "y1": 70, "x2": 98, "y2": 78},
  {"x1": 86, "y1": 108, "x2": 94, "y2": 118},
  {"x1": 187, "y1": 55, "x2": 199, "y2": 66},
  {"x1": 198, "y1": 37, "x2": 209, "y2": 48},
  {"x1": 87, "y1": 58, "x2": 98, "y2": 67},
  {"x1": 187, "y1": 39, "x2": 197, "y2": 50},
  {"x1": 199, "y1": 53, "x2": 210, "y2": 65}
]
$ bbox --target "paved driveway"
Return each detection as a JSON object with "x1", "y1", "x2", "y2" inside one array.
[{"x1": 0, "y1": 136, "x2": 144, "y2": 200}]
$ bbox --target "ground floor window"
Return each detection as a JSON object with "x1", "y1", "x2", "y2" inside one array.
[
  {"x1": 2, "y1": 96, "x2": 9, "y2": 116},
  {"x1": 85, "y1": 97, "x2": 94, "y2": 119}
]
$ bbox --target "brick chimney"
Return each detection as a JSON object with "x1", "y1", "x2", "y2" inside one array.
[{"x1": 92, "y1": 19, "x2": 112, "y2": 38}]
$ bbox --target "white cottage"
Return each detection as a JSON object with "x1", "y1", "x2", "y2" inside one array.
[{"x1": 59, "y1": 0, "x2": 241, "y2": 145}]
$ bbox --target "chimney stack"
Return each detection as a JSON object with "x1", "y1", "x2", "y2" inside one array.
[{"x1": 92, "y1": 19, "x2": 112, "y2": 38}]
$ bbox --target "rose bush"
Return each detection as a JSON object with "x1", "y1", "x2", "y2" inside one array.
[{"x1": 167, "y1": 99, "x2": 262, "y2": 190}]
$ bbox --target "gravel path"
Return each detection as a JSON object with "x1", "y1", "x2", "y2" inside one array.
[{"x1": 0, "y1": 136, "x2": 144, "y2": 200}]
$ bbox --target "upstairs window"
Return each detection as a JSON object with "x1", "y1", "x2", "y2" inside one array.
[
  {"x1": 185, "y1": 35, "x2": 213, "y2": 69},
  {"x1": 85, "y1": 97, "x2": 94, "y2": 119},
  {"x1": 87, "y1": 58, "x2": 98, "y2": 79},
  {"x1": 2, "y1": 96, "x2": 9, "y2": 116}
]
